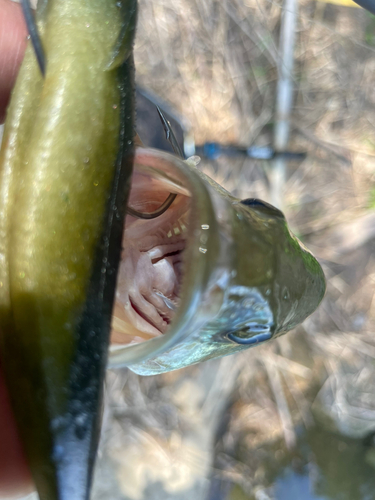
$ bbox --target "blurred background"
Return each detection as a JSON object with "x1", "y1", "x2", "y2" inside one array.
[{"x1": 19, "y1": 0, "x2": 375, "y2": 498}]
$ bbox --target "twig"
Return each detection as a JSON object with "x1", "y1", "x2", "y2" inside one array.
[
  {"x1": 269, "y1": 353, "x2": 312, "y2": 379},
  {"x1": 281, "y1": 370, "x2": 314, "y2": 428},
  {"x1": 270, "y1": 0, "x2": 298, "y2": 209},
  {"x1": 263, "y1": 358, "x2": 297, "y2": 449},
  {"x1": 293, "y1": 122, "x2": 351, "y2": 165},
  {"x1": 222, "y1": 1, "x2": 278, "y2": 67}
]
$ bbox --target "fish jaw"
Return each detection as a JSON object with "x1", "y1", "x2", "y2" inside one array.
[
  {"x1": 0, "y1": 1, "x2": 136, "y2": 499},
  {"x1": 108, "y1": 148, "x2": 326, "y2": 375},
  {"x1": 109, "y1": 147, "x2": 224, "y2": 367}
]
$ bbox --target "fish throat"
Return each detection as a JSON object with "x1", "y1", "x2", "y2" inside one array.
[{"x1": 111, "y1": 167, "x2": 191, "y2": 345}]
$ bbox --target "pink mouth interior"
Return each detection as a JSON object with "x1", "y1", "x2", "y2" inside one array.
[{"x1": 110, "y1": 168, "x2": 191, "y2": 346}]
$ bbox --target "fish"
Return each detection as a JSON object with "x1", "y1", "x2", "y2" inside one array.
[
  {"x1": 108, "y1": 146, "x2": 326, "y2": 375},
  {"x1": 0, "y1": 0, "x2": 137, "y2": 499}
]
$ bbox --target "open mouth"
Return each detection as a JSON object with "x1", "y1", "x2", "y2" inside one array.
[{"x1": 110, "y1": 161, "x2": 191, "y2": 346}]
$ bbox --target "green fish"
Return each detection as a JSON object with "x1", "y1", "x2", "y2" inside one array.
[
  {"x1": 109, "y1": 147, "x2": 326, "y2": 375},
  {"x1": 0, "y1": 0, "x2": 136, "y2": 499}
]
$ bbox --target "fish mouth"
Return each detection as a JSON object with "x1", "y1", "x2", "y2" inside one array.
[
  {"x1": 108, "y1": 147, "x2": 227, "y2": 368},
  {"x1": 110, "y1": 160, "x2": 191, "y2": 345},
  {"x1": 108, "y1": 149, "x2": 326, "y2": 374}
]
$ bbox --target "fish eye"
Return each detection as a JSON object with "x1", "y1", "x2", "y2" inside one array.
[
  {"x1": 227, "y1": 324, "x2": 272, "y2": 345},
  {"x1": 241, "y1": 198, "x2": 285, "y2": 218}
]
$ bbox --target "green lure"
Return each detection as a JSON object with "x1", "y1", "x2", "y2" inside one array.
[{"x1": 0, "y1": 1, "x2": 137, "y2": 499}]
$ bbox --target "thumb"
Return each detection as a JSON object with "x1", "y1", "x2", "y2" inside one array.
[
  {"x1": 0, "y1": 359, "x2": 33, "y2": 498},
  {"x1": 0, "y1": 0, "x2": 27, "y2": 123}
]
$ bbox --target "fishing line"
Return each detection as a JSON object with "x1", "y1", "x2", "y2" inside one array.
[
  {"x1": 156, "y1": 106, "x2": 184, "y2": 158},
  {"x1": 21, "y1": 0, "x2": 45, "y2": 76}
]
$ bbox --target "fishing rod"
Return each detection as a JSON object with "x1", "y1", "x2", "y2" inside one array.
[
  {"x1": 352, "y1": 0, "x2": 375, "y2": 13},
  {"x1": 194, "y1": 142, "x2": 306, "y2": 162}
]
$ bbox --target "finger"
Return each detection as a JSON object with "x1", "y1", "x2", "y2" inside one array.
[
  {"x1": 0, "y1": 359, "x2": 33, "y2": 497},
  {"x1": 0, "y1": 1, "x2": 31, "y2": 495},
  {"x1": 0, "y1": 0, "x2": 27, "y2": 123}
]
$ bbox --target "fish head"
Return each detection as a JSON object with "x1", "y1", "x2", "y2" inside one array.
[
  {"x1": 233, "y1": 197, "x2": 326, "y2": 338},
  {"x1": 109, "y1": 148, "x2": 326, "y2": 375}
]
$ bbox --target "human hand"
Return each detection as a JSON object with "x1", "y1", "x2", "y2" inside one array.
[
  {"x1": 0, "y1": 0, "x2": 28, "y2": 123},
  {"x1": 0, "y1": 360, "x2": 33, "y2": 497},
  {"x1": 0, "y1": 1, "x2": 33, "y2": 497}
]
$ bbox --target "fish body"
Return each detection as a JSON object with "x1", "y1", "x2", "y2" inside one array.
[
  {"x1": 109, "y1": 148, "x2": 326, "y2": 375},
  {"x1": 0, "y1": 1, "x2": 136, "y2": 499}
]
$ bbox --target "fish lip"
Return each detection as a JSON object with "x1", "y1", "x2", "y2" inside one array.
[
  {"x1": 108, "y1": 150, "x2": 327, "y2": 373},
  {"x1": 108, "y1": 147, "x2": 220, "y2": 367}
]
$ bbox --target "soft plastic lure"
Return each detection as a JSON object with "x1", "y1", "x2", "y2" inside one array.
[{"x1": 0, "y1": 1, "x2": 136, "y2": 499}]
